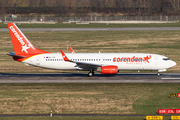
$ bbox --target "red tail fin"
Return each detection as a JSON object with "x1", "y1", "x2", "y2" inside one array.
[{"x1": 8, "y1": 23, "x2": 50, "y2": 55}]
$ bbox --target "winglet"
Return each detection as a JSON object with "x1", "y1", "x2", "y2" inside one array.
[
  {"x1": 60, "y1": 50, "x2": 70, "y2": 61},
  {"x1": 69, "y1": 46, "x2": 75, "y2": 53}
]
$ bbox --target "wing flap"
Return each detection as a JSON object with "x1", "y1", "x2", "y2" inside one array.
[{"x1": 74, "y1": 61, "x2": 102, "y2": 68}]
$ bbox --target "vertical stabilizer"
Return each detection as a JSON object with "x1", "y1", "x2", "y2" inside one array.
[{"x1": 8, "y1": 23, "x2": 49, "y2": 55}]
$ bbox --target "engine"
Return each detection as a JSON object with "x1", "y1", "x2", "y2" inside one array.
[{"x1": 97, "y1": 66, "x2": 118, "y2": 74}]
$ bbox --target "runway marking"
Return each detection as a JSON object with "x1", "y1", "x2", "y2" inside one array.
[{"x1": 161, "y1": 78, "x2": 180, "y2": 79}]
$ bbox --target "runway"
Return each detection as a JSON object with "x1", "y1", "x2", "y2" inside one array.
[
  {"x1": 1, "y1": 73, "x2": 180, "y2": 83},
  {"x1": 1, "y1": 27, "x2": 180, "y2": 32}
]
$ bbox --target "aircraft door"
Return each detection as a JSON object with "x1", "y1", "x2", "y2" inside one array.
[
  {"x1": 36, "y1": 56, "x2": 40, "y2": 65},
  {"x1": 154, "y1": 56, "x2": 158, "y2": 65}
]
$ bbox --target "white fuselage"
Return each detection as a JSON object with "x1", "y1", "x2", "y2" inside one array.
[{"x1": 22, "y1": 53, "x2": 176, "y2": 71}]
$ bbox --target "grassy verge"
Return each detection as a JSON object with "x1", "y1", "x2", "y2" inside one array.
[
  {"x1": 0, "y1": 30, "x2": 180, "y2": 73},
  {"x1": 0, "y1": 84, "x2": 179, "y2": 115},
  {"x1": 0, "y1": 22, "x2": 180, "y2": 28}
]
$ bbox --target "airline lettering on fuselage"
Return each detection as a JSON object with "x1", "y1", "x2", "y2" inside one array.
[{"x1": 113, "y1": 55, "x2": 151, "y2": 63}]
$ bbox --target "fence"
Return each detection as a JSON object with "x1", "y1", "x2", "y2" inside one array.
[{"x1": 0, "y1": 15, "x2": 179, "y2": 23}]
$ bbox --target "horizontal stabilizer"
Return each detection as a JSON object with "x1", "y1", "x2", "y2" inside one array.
[{"x1": 7, "y1": 52, "x2": 26, "y2": 58}]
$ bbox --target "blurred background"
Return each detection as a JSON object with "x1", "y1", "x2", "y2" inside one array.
[{"x1": 0, "y1": 0, "x2": 180, "y2": 23}]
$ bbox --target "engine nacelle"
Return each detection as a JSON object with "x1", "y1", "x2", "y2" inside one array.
[{"x1": 97, "y1": 66, "x2": 118, "y2": 74}]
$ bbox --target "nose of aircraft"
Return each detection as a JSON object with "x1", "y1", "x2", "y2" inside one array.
[{"x1": 169, "y1": 60, "x2": 177, "y2": 67}]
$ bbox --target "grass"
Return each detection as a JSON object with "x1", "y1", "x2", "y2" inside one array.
[
  {"x1": 0, "y1": 30, "x2": 180, "y2": 73},
  {"x1": 0, "y1": 83, "x2": 179, "y2": 116},
  {"x1": 1, "y1": 22, "x2": 180, "y2": 28}
]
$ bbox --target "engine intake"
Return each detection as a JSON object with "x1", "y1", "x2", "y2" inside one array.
[{"x1": 97, "y1": 66, "x2": 118, "y2": 74}]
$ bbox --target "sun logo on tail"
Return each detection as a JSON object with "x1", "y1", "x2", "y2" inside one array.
[{"x1": 21, "y1": 44, "x2": 30, "y2": 53}]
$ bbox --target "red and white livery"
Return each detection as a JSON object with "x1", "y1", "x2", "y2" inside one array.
[{"x1": 7, "y1": 23, "x2": 176, "y2": 76}]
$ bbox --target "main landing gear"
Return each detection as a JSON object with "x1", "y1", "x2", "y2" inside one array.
[{"x1": 88, "y1": 71, "x2": 94, "y2": 77}]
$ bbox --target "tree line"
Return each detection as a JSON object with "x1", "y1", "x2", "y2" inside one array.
[{"x1": 0, "y1": 0, "x2": 180, "y2": 16}]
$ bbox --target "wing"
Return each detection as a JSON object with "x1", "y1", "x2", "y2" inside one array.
[
  {"x1": 60, "y1": 50, "x2": 102, "y2": 70},
  {"x1": 69, "y1": 46, "x2": 75, "y2": 53}
]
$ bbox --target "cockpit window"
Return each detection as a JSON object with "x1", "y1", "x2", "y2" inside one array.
[{"x1": 163, "y1": 58, "x2": 170, "y2": 61}]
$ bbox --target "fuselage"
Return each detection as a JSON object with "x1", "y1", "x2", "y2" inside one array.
[{"x1": 22, "y1": 53, "x2": 176, "y2": 71}]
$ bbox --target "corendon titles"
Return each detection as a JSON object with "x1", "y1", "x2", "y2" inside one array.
[
  {"x1": 113, "y1": 55, "x2": 151, "y2": 63},
  {"x1": 10, "y1": 26, "x2": 25, "y2": 46},
  {"x1": 10, "y1": 26, "x2": 35, "y2": 50}
]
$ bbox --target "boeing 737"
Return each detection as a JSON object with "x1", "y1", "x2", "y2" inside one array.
[{"x1": 7, "y1": 23, "x2": 176, "y2": 76}]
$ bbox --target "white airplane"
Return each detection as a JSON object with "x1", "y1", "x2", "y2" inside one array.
[{"x1": 7, "y1": 23, "x2": 176, "y2": 76}]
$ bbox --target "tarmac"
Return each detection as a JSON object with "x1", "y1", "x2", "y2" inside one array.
[{"x1": 1, "y1": 73, "x2": 180, "y2": 83}]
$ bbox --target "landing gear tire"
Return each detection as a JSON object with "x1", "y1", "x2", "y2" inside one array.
[{"x1": 88, "y1": 72, "x2": 93, "y2": 77}]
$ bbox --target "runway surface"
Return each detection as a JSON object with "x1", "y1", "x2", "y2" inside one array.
[
  {"x1": 1, "y1": 27, "x2": 180, "y2": 32},
  {"x1": 1, "y1": 73, "x2": 180, "y2": 83}
]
